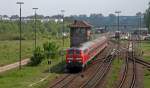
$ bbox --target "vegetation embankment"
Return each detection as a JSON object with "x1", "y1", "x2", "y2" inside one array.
[
  {"x1": 0, "y1": 20, "x2": 69, "y2": 66},
  {"x1": 141, "y1": 41, "x2": 150, "y2": 88},
  {"x1": 0, "y1": 37, "x2": 69, "y2": 88},
  {"x1": 0, "y1": 58, "x2": 64, "y2": 88},
  {"x1": 0, "y1": 20, "x2": 69, "y2": 40},
  {"x1": 141, "y1": 41, "x2": 150, "y2": 61},
  {"x1": 0, "y1": 20, "x2": 70, "y2": 88}
]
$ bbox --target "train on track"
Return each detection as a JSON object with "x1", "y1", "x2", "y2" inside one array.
[{"x1": 66, "y1": 36, "x2": 108, "y2": 70}]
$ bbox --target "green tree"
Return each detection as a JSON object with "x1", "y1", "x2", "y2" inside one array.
[{"x1": 43, "y1": 41, "x2": 59, "y2": 59}]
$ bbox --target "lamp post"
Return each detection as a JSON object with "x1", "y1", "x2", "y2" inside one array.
[
  {"x1": 16, "y1": 1, "x2": 24, "y2": 70},
  {"x1": 115, "y1": 11, "x2": 121, "y2": 34},
  {"x1": 61, "y1": 10, "x2": 65, "y2": 47},
  {"x1": 115, "y1": 11, "x2": 121, "y2": 62},
  {"x1": 115, "y1": 11, "x2": 121, "y2": 48},
  {"x1": 33, "y1": 8, "x2": 38, "y2": 49},
  {"x1": 60, "y1": 10, "x2": 65, "y2": 68},
  {"x1": 136, "y1": 12, "x2": 143, "y2": 56},
  {"x1": 139, "y1": 13, "x2": 143, "y2": 49}
]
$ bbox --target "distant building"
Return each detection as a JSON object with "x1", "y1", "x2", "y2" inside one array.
[
  {"x1": 95, "y1": 27, "x2": 107, "y2": 34},
  {"x1": 0, "y1": 14, "x2": 64, "y2": 23},
  {"x1": 133, "y1": 28, "x2": 148, "y2": 35},
  {"x1": 0, "y1": 15, "x2": 10, "y2": 21},
  {"x1": 10, "y1": 15, "x2": 19, "y2": 21},
  {"x1": 0, "y1": 15, "x2": 2, "y2": 20}
]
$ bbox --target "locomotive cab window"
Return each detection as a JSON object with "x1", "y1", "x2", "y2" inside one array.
[
  {"x1": 68, "y1": 50, "x2": 74, "y2": 55},
  {"x1": 75, "y1": 50, "x2": 81, "y2": 54}
]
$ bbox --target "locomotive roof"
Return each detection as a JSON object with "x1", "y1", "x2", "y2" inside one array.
[
  {"x1": 79, "y1": 36, "x2": 106, "y2": 50},
  {"x1": 67, "y1": 36, "x2": 107, "y2": 51}
]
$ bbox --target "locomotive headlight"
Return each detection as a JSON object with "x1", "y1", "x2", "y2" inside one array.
[
  {"x1": 67, "y1": 58, "x2": 73, "y2": 60},
  {"x1": 68, "y1": 60, "x2": 72, "y2": 63},
  {"x1": 76, "y1": 58, "x2": 82, "y2": 60},
  {"x1": 78, "y1": 61, "x2": 82, "y2": 63}
]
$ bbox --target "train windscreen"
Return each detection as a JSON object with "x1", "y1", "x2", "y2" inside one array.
[
  {"x1": 75, "y1": 50, "x2": 81, "y2": 55},
  {"x1": 68, "y1": 49, "x2": 74, "y2": 55},
  {"x1": 68, "y1": 49, "x2": 81, "y2": 55}
]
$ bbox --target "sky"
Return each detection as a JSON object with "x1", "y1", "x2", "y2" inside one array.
[{"x1": 0, "y1": 0, "x2": 149, "y2": 16}]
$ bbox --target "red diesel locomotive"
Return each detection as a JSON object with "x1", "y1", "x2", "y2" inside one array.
[{"x1": 66, "y1": 36, "x2": 108, "y2": 70}]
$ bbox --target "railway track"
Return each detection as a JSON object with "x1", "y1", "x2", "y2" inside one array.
[
  {"x1": 129, "y1": 58, "x2": 150, "y2": 68},
  {"x1": 128, "y1": 36, "x2": 138, "y2": 88},
  {"x1": 49, "y1": 43, "x2": 113, "y2": 88},
  {"x1": 116, "y1": 39, "x2": 137, "y2": 88},
  {"x1": 117, "y1": 52, "x2": 129, "y2": 88},
  {"x1": 49, "y1": 58, "x2": 108, "y2": 88},
  {"x1": 49, "y1": 59, "x2": 106, "y2": 88},
  {"x1": 79, "y1": 48, "x2": 116, "y2": 88},
  {"x1": 129, "y1": 57, "x2": 136, "y2": 88},
  {"x1": 49, "y1": 74, "x2": 72, "y2": 88}
]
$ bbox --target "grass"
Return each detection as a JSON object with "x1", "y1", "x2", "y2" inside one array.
[
  {"x1": 0, "y1": 36, "x2": 70, "y2": 66},
  {"x1": 0, "y1": 58, "x2": 64, "y2": 88},
  {"x1": 141, "y1": 41, "x2": 150, "y2": 61},
  {"x1": 141, "y1": 41, "x2": 150, "y2": 88},
  {"x1": 0, "y1": 36, "x2": 69, "y2": 88},
  {"x1": 144, "y1": 69, "x2": 150, "y2": 88},
  {"x1": 0, "y1": 40, "x2": 33, "y2": 66},
  {"x1": 106, "y1": 58, "x2": 123, "y2": 88},
  {"x1": 0, "y1": 39, "x2": 46, "y2": 66}
]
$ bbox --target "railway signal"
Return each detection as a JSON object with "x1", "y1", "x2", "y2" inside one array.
[
  {"x1": 115, "y1": 11, "x2": 121, "y2": 62},
  {"x1": 61, "y1": 10, "x2": 65, "y2": 47},
  {"x1": 60, "y1": 10, "x2": 65, "y2": 68},
  {"x1": 138, "y1": 12, "x2": 143, "y2": 56},
  {"x1": 16, "y1": 1, "x2": 24, "y2": 70}
]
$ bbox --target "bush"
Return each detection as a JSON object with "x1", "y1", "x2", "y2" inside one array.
[
  {"x1": 29, "y1": 47, "x2": 44, "y2": 66},
  {"x1": 29, "y1": 41, "x2": 60, "y2": 66},
  {"x1": 43, "y1": 41, "x2": 59, "y2": 59}
]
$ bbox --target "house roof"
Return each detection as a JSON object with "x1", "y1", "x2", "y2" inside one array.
[{"x1": 69, "y1": 20, "x2": 92, "y2": 28}]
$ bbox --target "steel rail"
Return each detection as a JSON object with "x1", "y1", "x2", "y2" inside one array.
[
  {"x1": 117, "y1": 53, "x2": 129, "y2": 88},
  {"x1": 80, "y1": 48, "x2": 115, "y2": 88},
  {"x1": 49, "y1": 74, "x2": 71, "y2": 88},
  {"x1": 49, "y1": 52, "x2": 108, "y2": 88},
  {"x1": 129, "y1": 58, "x2": 150, "y2": 68},
  {"x1": 129, "y1": 57, "x2": 136, "y2": 88}
]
